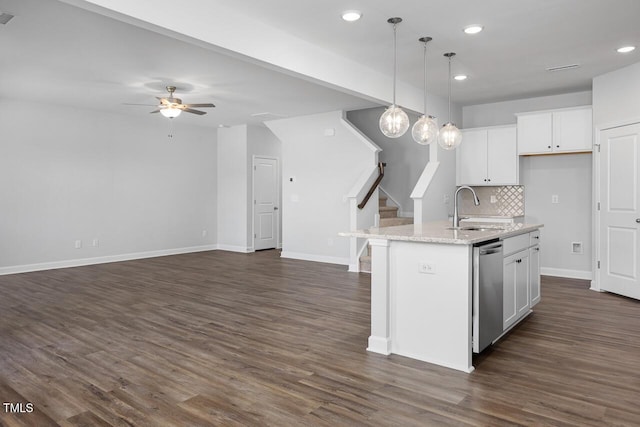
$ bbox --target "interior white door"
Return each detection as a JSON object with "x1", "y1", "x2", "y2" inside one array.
[
  {"x1": 253, "y1": 157, "x2": 278, "y2": 251},
  {"x1": 599, "y1": 123, "x2": 640, "y2": 299}
]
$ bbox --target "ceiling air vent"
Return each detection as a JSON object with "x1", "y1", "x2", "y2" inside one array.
[
  {"x1": 0, "y1": 12, "x2": 15, "y2": 25},
  {"x1": 545, "y1": 64, "x2": 580, "y2": 72},
  {"x1": 250, "y1": 112, "x2": 286, "y2": 120}
]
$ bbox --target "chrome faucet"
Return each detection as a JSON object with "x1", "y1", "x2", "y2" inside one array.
[{"x1": 453, "y1": 186, "x2": 480, "y2": 228}]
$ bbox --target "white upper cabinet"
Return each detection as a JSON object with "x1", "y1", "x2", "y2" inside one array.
[
  {"x1": 517, "y1": 106, "x2": 593, "y2": 155},
  {"x1": 457, "y1": 125, "x2": 518, "y2": 186}
]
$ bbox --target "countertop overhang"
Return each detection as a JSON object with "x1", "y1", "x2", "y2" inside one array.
[{"x1": 340, "y1": 220, "x2": 543, "y2": 245}]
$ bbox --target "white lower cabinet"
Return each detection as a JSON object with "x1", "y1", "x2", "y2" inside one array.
[
  {"x1": 503, "y1": 249, "x2": 530, "y2": 330},
  {"x1": 529, "y1": 245, "x2": 541, "y2": 307},
  {"x1": 502, "y1": 230, "x2": 541, "y2": 331}
]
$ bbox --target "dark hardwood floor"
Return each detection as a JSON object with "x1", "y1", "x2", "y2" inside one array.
[{"x1": 0, "y1": 250, "x2": 638, "y2": 426}]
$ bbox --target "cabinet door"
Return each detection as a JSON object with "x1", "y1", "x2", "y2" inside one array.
[
  {"x1": 517, "y1": 112, "x2": 553, "y2": 154},
  {"x1": 530, "y1": 246, "x2": 541, "y2": 307},
  {"x1": 552, "y1": 108, "x2": 593, "y2": 152},
  {"x1": 457, "y1": 129, "x2": 488, "y2": 185},
  {"x1": 504, "y1": 250, "x2": 529, "y2": 330},
  {"x1": 516, "y1": 251, "x2": 530, "y2": 319},
  {"x1": 503, "y1": 254, "x2": 518, "y2": 330},
  {"x1": 487, "y1": 126, "x2": 518, "y2": 185}
]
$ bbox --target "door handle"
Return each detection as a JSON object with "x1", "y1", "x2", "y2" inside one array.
[{"x1": 274, "y1": 206, "x2": 279, "y2": 211}]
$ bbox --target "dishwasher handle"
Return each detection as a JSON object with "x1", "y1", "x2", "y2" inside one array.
[{"x1": 479, "y1": 243, "x2": 503, "y2": 255}]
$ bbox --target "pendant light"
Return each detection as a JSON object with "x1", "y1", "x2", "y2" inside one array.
[
  {"x1": 411, "y1": 36, "x2": 438, "y2": 145},
  {"x1": 437, "y1": 52, "x2": 463, "y2": 150},
  {"x1": 379, "y1": 17, "x2": 409, "y2": 138}
]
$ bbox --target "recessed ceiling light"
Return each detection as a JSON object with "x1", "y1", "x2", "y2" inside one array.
[
  {"x1": 454, "y1": 74, "x2": 467, "y2": 81},
  {"x1": 341, "y1": 10, "x2": 362, "y2": 22},
  {"x1": 617, "y1": 46, "x2": 636, "y2": 53},
  {"x1": 464, "y1": 25, "x2": 483, "y2": 34}
]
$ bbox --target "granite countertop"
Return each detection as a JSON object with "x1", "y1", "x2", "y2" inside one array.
[{"x1": 340, "y1": 220, "x2": 543, "y2": 245}]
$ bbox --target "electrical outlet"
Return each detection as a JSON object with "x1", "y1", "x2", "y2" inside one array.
[
  {"x1": 571, "y1": 242, "x2": 583, "y2": 254},
  {"x1": 418, "y1": 261, "x2": 435, "y2": 274},
  {"x1": 552, "y1": 195, "x2": 559, "y2": 204},
  {"x1": 202, "y1": 230, "x2": 208, "y2": 237},
  {"x1": 92, "y1": 239, "x2": 99, "y2": 247},
  {"x1": 327, "y1": 238, "x2": 334, "y2": 247},
  {"x1": 74, "y1": 240, "x2": 82, "y2": 249},
  {"x1": 443, "y1": 194, "x2": 450, "y2": 204}
]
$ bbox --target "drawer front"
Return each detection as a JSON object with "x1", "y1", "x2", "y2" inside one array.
[
  {"x1": 530, "y1": 230, "x2": 540, "y2": 246},
  {"x1": 503, "y1": 233, "x2": 530, "y2": 256}
]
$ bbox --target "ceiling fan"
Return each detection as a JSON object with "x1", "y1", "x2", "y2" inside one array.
[{"x1": 129, "y1": 86, "x2": 216, "y2": 118}]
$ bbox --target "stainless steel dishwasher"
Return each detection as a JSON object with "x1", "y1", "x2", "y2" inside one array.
[{"x1": 472, "y1": 240, "x2": 504, "y2": 353}]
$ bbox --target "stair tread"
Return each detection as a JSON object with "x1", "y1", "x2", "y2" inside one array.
[
  {"x1": 379, "y1": 217, "x2": 413, "y2": 227},
  {"x1": 379, "y1": 205, "x2": 399, "y2": 212}
]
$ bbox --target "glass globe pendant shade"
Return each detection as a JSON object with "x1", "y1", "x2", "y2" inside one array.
[
  {"x1": 411, "y1": 114, "x2": 438, "y2": 145},
  {"x1": 160, "y1": 107, "x2": 181, "y2": 118},
  {"x1": 379, "y1": 105, "x2": 410, "y2": 138},
  {"x1": 437, "y1": 122, "x2": 463, "y2": 150}
]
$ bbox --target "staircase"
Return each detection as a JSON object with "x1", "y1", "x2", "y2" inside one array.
[{"x1": 359, "y1": 195, "x2": 413, "y2": 273}]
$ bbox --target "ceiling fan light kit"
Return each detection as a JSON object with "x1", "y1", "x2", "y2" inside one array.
[{"x1": 140, "y1": 85, "x2": 215, "y2": 119}]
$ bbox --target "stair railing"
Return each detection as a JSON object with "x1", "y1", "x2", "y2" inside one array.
[{"x1": 358, "y1": 162, "x2": 386, "y2": 209}]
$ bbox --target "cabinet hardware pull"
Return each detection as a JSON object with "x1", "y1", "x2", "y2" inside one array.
[{"x1": 636, "y1": 218, "x2": 640, "y2": 223}]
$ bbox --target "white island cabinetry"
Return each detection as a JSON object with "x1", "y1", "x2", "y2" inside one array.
[
  {"x1": 341, "y1": 221, "x2": 542, "y2": 373},
  {"x1": 502, "y1": 230, "x2": 541, "y2": 331}
]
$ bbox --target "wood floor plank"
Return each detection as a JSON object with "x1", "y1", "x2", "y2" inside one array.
[{"x1": 0, "y1": 251, "x2": 639, "y2": 426}]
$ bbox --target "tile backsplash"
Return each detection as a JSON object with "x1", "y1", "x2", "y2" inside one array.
[{"x1": 458, "y1": 185, "x2": 524, "y2": 218}]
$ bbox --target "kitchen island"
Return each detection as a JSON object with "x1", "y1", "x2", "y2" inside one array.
[{"x1": 341, "y1": 220, "x2": 543, "y2": 373}]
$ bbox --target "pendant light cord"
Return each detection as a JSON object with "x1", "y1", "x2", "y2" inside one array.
[
  {"x1": 447, "y1": 55, "x2": 452, "y2": 122},
  {"x1": 392, "y1": 23, "x2": 397, "y2": 106},
  {"x1": 423, "y1": 42, "x2": 428, "y2": 114}
]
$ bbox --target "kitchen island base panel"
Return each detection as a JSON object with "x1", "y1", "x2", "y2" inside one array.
[
  {"x1": 389, "y1": 241, "x2": 474, "y2": 373},
  {"x1": 367, "y1": 237, "x2": 476, "y2": 373}
]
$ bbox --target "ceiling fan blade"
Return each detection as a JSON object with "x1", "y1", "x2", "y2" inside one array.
[
  {"x1": 183, "y1": 103, "x2": 215, "y2": 108},
  {"x1": 123, "y1": 103, "x2": 158, "y2": 106},
  {"x1": 156, "y1": 97, "x2": 170, "y2": 105},
  {"x1": 182, "y1": 108, "x2": 207, "y2": 115},
  {"x1": 150, "y1": 109, "x2": 161, "y2": 114}
]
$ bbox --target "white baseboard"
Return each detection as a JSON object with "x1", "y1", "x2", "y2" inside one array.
[
  {"x1": 216, "y1": 244, "x2": 253, "y2": 253},
  {"x1": 0, "y1": 245, "x2": 218, "y2": 276},
  {"x1": 541, "y1": 267, "x2": 593, "y2": 280},
  {"x1": 280, "y1": 251, "x2": 349, "y2": 266}
]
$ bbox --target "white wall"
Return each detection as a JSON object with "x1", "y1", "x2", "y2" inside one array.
[
  {"x1": 593, "y1": 61, "x2": 640, "y2": 128},
  {"x1": 0, "y1": 99, "x2": 217, "y2": 273},
  {"x1": 346, "y1": 98, "x2": 459, "y2": 218},
  {"x1": 217, "y1": 125, "x2": 249, "y2": 251},
  {"x1": 462, "y1": 91, "x2": 593, "y2": 128},
  {"x1": 462, "y1": 91, "x2": 594, "y2": 278},
  {"x1": 520, "y1": 155, "x2": 592, "y2": 277},
  {"x1": 266, "y1": 111, "x2": 377, "y2": 265}
]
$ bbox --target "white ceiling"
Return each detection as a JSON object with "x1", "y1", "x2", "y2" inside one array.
[{"x1": 1, "y1": 0, "x2": 639, "y2": 128}]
